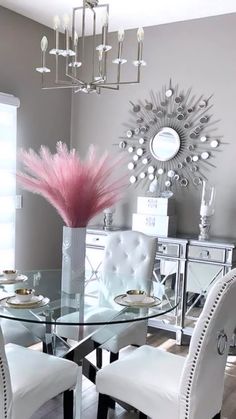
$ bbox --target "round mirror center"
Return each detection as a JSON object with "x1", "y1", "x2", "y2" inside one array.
[{"x1": 150, "y1": 127, "x2": 180, "y2": 161}]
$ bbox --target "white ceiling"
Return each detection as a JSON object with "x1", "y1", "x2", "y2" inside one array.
[{"x1": 1, "y1": 0, "x2": 236, "y2": 34}]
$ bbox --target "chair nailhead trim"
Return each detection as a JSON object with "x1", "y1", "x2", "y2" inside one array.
[
  {"x1": 183, "y1": 275, "x2": 235, "y2": 419},
  {"x1": 0, "y1": 356, "x2": 8, "y2": 418}
]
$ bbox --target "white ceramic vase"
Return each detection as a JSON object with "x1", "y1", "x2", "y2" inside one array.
[{"x1": 61, "y1": 226, "x2": 86, "y2": 294}]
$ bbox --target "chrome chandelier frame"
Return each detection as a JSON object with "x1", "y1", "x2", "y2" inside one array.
[{"x1": 36, "y1": 0, "x2": 146, "y2": 94}]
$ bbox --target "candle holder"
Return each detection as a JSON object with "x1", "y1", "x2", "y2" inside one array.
[
  {"x1": 103, "y1": 207, "x2": 115, "y2": 231},
  {"x1": 198, "y1": 181, "x2": 216, "y2": 240}
]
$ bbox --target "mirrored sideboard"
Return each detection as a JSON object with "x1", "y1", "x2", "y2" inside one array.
[{"x1": 86, "y1": 226, "x2": 236, "y2": 344}]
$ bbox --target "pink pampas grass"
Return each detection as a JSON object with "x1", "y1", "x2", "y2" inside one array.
[{"x1": 17, "y1": 142, "x2": 126, "y2": 227}]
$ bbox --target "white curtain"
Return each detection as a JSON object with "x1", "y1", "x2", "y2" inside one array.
[{"x1": 0, "y1": 93, "x2": 20, "y2": 272}]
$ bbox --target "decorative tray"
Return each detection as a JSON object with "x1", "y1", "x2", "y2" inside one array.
[{"x1": 114, "y1": 294, "x2": 161, "y2": 308}]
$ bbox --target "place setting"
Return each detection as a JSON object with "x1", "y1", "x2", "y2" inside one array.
[
  {"x1": 114, "y1": 289, "x2": 161, "y2": 308},
  {"x1": 0, "y1": 269, "x2": 28, "y2": 285},
  {"x1": 0, "y1": 287, "x2": 50, "y2": 309}
]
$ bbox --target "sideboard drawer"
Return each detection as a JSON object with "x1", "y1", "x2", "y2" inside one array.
[
  {"x1": 156, "y1": 242, "x2": 180, "y2": 258},
  {"x1": 188, "y1": 245, "x2": 225, "y2": 263},
  {"x1": 86, "y1": 233, "x2": 107, "y2": 248}
]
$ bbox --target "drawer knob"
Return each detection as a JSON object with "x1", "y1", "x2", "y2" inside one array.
[{"x1": 200, "y1": 250, "x2": 210, "y2": 259}]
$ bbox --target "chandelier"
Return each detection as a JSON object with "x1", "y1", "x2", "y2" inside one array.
[{"x1": 36, "y1": 0, "x2": 146, "y2": 94}]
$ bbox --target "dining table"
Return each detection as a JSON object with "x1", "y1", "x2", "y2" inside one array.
[{"x1": 0, "y1": 269, "x2": 178, "y2": 418}]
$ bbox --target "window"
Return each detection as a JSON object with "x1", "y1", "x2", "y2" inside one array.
[{"x1": 0, "y1": 93, "x2": 20, "y2": 272}]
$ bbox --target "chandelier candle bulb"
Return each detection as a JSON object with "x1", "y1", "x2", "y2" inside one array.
[
  {"x1": 102, "y1": 12, "x2": 109, "y2": 47},
  {"x1": 53, "y1": 15, "x2": 60, "y2": 51},
  {"x1": 137, "y1": 27, "x2": 144, "y2": 42},
  {"x1": 41, "y1": 36, "x2": 48, "y2": 52},
  {"x1": 118, "y1": 29, "x2": 124, "y2": 60},
  {"x1": 118, "y1": 29, "x2": 125, "y2": 43},
  {"x1": 74, "y1": 31, "x2": 78, "y2": 63},
  {"x1": 63, "y1": 14, "x2": 70, "y2": 52},
  {"x1": 41, "y1": 36, "x2": 48, "y2": 69},
  {"x1": 137, "y1": 27, "x2": 144, "y2": 63}
]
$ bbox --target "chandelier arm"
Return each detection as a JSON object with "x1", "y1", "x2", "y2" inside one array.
[
  {"x1": 95, "y1": 65, "x2": 141, "y2": 87},
  {"x1": 42, "y1": 84, "x2": 80, "y2": 90},
  {"x1": 98, "y1": 85, "x2": 120, "y2": 91},
  {"x1": 65, "y1": 72, "x2": 85, "y2": 85},
  {"x1": 56, "y1": 79, "x2": 79, "y2": 86}
]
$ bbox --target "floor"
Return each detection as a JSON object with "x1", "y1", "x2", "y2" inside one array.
[{"x1": 31, "y1": 331, "x2": 236, "y2": 419}]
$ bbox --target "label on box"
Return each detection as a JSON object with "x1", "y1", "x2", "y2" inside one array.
[
  {"x1": 137, "y1": 196, "x2": 175, "y2": 216},
  {"x1": 132, "y1": 213, "x2": 176, "y2": 237}
]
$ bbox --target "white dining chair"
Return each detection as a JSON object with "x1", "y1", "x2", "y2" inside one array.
[
  {"x1": 93, "y1": 230, "x2": 157, "y2": 367},
  {"x1": 96, "y1": 268, "x2": 236, "y2": 419},
  {"x1": 57, "y1": 230, "x2": 157, "y2": 369},
  {"x1": 0, "y1": 322, "x2": 80, "y2": 419}
]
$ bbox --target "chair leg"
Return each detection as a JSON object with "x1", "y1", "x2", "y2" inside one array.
[
  {"x1": 97, "y1": 393, "x2": 110, "y2": 419},
  {"x1": 63, "y1": 389, "x2": 74, "y2": 419},
  {"x1": 107, "y1": 352, "x2": 119, "y2": 409},
  {"x1": 42, "y1": 341, "x2": 47, "y2": 353},
  {"x1": 96, "y1": 347, "x2": 103, "y2": 369},
  {"x1": 139, "y1": 412, "x2": 147, "y2": 419},
  {"x1": 110, "y1": 351, "x2": 119, "y2": 363},
  {"x1": 212, "y1": 413, "x2": 221, "y2": 419}
]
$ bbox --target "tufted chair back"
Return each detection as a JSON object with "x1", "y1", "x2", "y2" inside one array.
[
  {"x1": 179, "y1": 268, "x2": 236, "y2": 419},
  {"x1": 0, "y1": 325, "x2": 12, "y2": 419},
  {"x1": 99, "y1": 231, "x2": 157, "y2": 308}
]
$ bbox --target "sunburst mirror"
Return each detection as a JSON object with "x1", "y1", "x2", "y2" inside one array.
[{"x1": 117, "y1": 80, "x2": 222, "y2": 195}]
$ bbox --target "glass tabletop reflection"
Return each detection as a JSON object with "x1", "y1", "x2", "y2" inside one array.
[{"x1": 0, "y1": 270, "x2": 178, "y2": 326}]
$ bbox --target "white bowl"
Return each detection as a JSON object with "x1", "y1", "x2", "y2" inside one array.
[
  {"x1": 15, "y1": 288, "x2": 35, "y2": 302},
  {"x1": 126, "y1": 289, "x2": 146, "y2": 303},
  {"x1": 3, "y1": 270, "x2": 18, "y2": 280}
]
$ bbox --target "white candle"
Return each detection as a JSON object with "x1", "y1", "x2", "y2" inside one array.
[
  {"x1": 200, "y1": 204, "x2": 214, "y2": 217},
  {"x1": 104, "y1": 207, "x2": 115, "y2": 214}
]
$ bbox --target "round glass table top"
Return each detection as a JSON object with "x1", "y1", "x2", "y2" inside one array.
[{"x1": 0, "y1": 270, "x2": 178, "y2": 326}]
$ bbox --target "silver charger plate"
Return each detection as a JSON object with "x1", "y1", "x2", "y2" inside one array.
[
  {"x1": 0, "y1": 295, "x2": 50, "y2": 309},
  {"x1": 0, "y1": 274, "x2": 28, "y2": 285},
  {"x1": 114, "y1": 294, "x2": 161, "y2": 308}
]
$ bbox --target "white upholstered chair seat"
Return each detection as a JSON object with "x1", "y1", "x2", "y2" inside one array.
[
  {"x1": 56, "y1": 308, "x2": 146, "y2": 351},
  {"x1": 93, "y1": 321, "x2": 147, "y2": 353},
  {"x1": 5, "y1": 343, "x2": 79, "y2": 419},
  {"x1": 97, "y1": 345, "x2": 185, "y2": 419},
  {"x1": 1, "y1": 319, "x2": 45, "y2": 347}
]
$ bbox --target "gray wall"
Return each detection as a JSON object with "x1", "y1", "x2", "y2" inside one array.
[
  {"x1": 0, "y1": 6, "x2": 71, "y2": 269},
  {"x1": 71, "y1": 13, "x2": 236, "y2": 239}
]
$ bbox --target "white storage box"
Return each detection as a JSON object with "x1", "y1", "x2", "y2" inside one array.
[
  {"x1": 132, "y1": 213, "x2": 177, "y2": 237},
  {"x1": 137, "y1": 196, "x2": 175, "y2": 216}
]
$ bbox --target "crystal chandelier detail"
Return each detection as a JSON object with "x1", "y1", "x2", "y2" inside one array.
[{"x1": 36, "y1": 0, "x2": 146, "y2": 94}]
